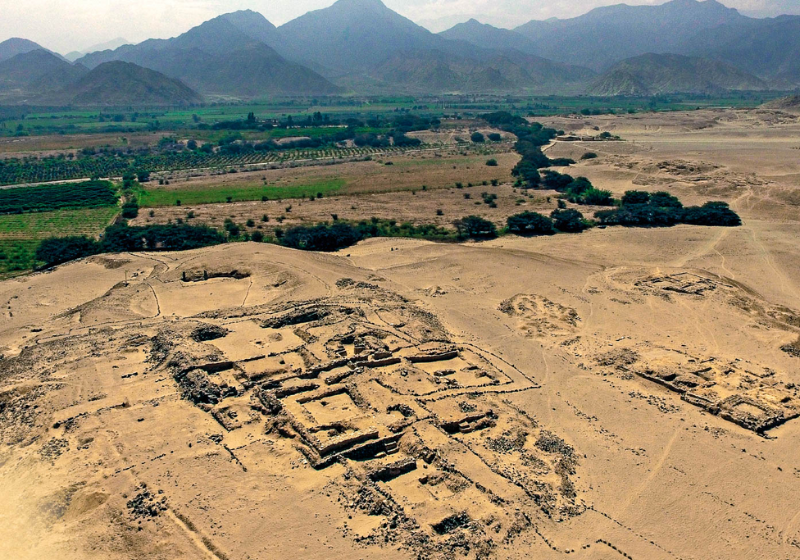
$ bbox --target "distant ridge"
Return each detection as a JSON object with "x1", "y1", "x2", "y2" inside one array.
[
  {"x1": 513, "y1": 0, "x2": 745, "y2": 71},
  {"x1": 4, "y1": 0, "x2": 800, "y2": 101},
  {"x1": 39, "y1": 61, "x2": 202, "y2": 106},
  {"x1": 0, "y1": 38, "x2": 57, "y2": 62},
  {"x1": 372, "y1": 49, "x2": 594, "y2": 93},
  {"x1": 685, "y1": 16, "x2": 800, "y2": 87},
  {"x1": 438, "y1": 19, "x2": 537, "y2": 54},
  {"x1": 276, "y1": 0, "x2": 466, "y2": 75},
  {"x1": 588, "y1": 53, "x2": 766, "y2": 96},
  {"x1": 274, "y1": 0, "x2": 597, "y2": 92},
  {"x1": 0, "y1": 50, "x2": 88, "y2": 102},
  {"x1": 65, "y1": 38, "x2": 131, "y2": 62},
  {"x1": 76, "y1": 11, "x2": 340, "y2": 97}
]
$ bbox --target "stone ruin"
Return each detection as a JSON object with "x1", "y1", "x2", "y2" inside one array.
[
  {"x1": 635, "y1": 272, "x2": 727, "y2": 297},
  {"x1": 149, "y1": 284, "x2": 585, "y2": 558},
  {"x1": 604, "y1": 349, "x2": 800, "y2": 435}
]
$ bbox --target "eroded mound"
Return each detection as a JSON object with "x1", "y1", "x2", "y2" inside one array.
[{"x1": 0, "y1": 264, "x2": 583, "y2": 560}]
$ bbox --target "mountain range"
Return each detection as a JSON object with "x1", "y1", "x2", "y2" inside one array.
[
  {"x1": 0, "y1": 47, "x2": 200, "y2": 106},
  {"x1": 587, "y1": 53, "x2": 766, "y2": 96},
  {"x1": 39, "y1": 62, "x2": 203, "y2": 106},
  {"x1": 76, "y1": 12, "x2": 340, "y2": 97},
  {"x1": 1, "y1": 0, "x2": 799, "y2": 105},
  {"x1": 511, "y1": 0, "x2": 745, "y2": 71},
  {"x1": 65, "y1": 38, "x2": 131, "y2": 63},
  {"x1": 0, "y1": 38, "x2": 66, "y2": 64},
  {"x1": 0, "y1": 49, "x2": 88, "y2": 103}
]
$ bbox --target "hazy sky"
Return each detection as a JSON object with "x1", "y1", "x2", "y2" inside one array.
[{"x1": 1, "y1": 0, "x2": 798, "y2": 54}]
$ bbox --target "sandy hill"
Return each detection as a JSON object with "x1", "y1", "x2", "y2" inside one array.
[
  {"x1": 588, "y1": 52, "x2": 766, "y2": 95},
  {"x1": 1, "y1": 204, "x2": 800, "y2": 558}
]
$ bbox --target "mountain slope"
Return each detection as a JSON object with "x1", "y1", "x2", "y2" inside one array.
[
  {"x1": 39, "y1": 61, "x2": 202, "y2": 106},
  {"x1": 0, "y1": 50, "x2": 88, "y2": 98},
  {"x1": 684, "y1": 15, "x2": 800, "y2": 86},
  {"x1": 220, "y1": 10, "x2": 282, "y2": 51},
  {"x1": 372, "y1": 48, "x2": 594, "y2": 93},
  {"x1": 514, "y1": 0, "x2": 746, "y2": 71},
  {"x1": 278, "y1": 0, "x2": 469, "y2": 75},
  {"x1": 439, "y1": 20, "x2": 537, "y2": 54},
  {"x1": 0, "y1": 38, "x2": 49, "y2": 62},
  {"x1": 177, "y1": 43, "x2": 340, "y2": 97},
  {"x1": 275, "y1": 0, "x2": 596, "y2": 92},
  {"x1": 761, "y1": 95, "x2": 800, "y2": 113},
  {"x1": 76, "y1": 12, "x2": 339, "y2": 97},
  {"x1": 66, "y1": 38, "x2": 132, "y2": 62},
  {"x1": 588, "y1": 53, "x2": 766, "y2": 95}
]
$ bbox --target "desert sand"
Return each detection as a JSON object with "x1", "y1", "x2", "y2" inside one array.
[{"x1": 2, "y1": 108, "x2": 800, "y2": 560}]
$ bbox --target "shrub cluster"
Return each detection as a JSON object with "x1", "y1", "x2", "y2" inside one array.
[
  {"x1": 454, "y1": 216, "x2": 497, "y2": 239},
  {"x1": 356, "y1": 219, "x2": 456, "y2": 242},
  {"x1": 102, "y1": 224, "x2": 226, "y2": 252},
  {"x1": 121, "y1": 198, "x2": 139, "y2": 219},
  {"x1": 35, "y1": 236, "x2": 101, "y2": 267},
  {"x1": 551, "y1": 209, "x2": 590, "y2": 232},
  {"x1": 538, "y1": 171, "x2": 613, "y2": 206},
  {"x1": 279, "y1": 222, "x2": 364, "y2": 252},
  {"x1": 211, "y1": 113, "x2": 433, "y2": 153},
  {"x1": 595, "y1": 191, "x2": 741, "y2": 228},
  {"x1": 35, "y1": 223, "x2": 226, "y2": 267},
  {"x1": 506, "y1": 211, "x2": 555, "y2": 236},
  {"x1": 482, "y1": 112, "x2": 573, "y2": 189},
  {"x1": 278, "y1": 218, "x2": 460, "y2": 252}
]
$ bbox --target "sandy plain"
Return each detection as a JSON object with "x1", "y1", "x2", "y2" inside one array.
[{"x1": 1, "y1": 108, "x2": 800, "y2": 560}]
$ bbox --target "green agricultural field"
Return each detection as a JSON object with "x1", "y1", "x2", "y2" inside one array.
[
  {"x1": 0, "y1": 206, "x2": 120, "y2": 238},
  {"x1": 0, "y1": 180, "x2": 118, "y2": 214},
  {"x1": 0, "y1": 239, "x2": 39, "y2": 275},
  {"x1": 0, "y1": 145, "x2": 412, "y2": 186},
  {"x1": 1, "y1": 93, "x2": 788, "y2": 140},
  {"x1": 136, "y1": 179, "x2": 346, "y2": 207},
  {"x1": 0, "y1": 206, "x2": 119, "y2": 276}
]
